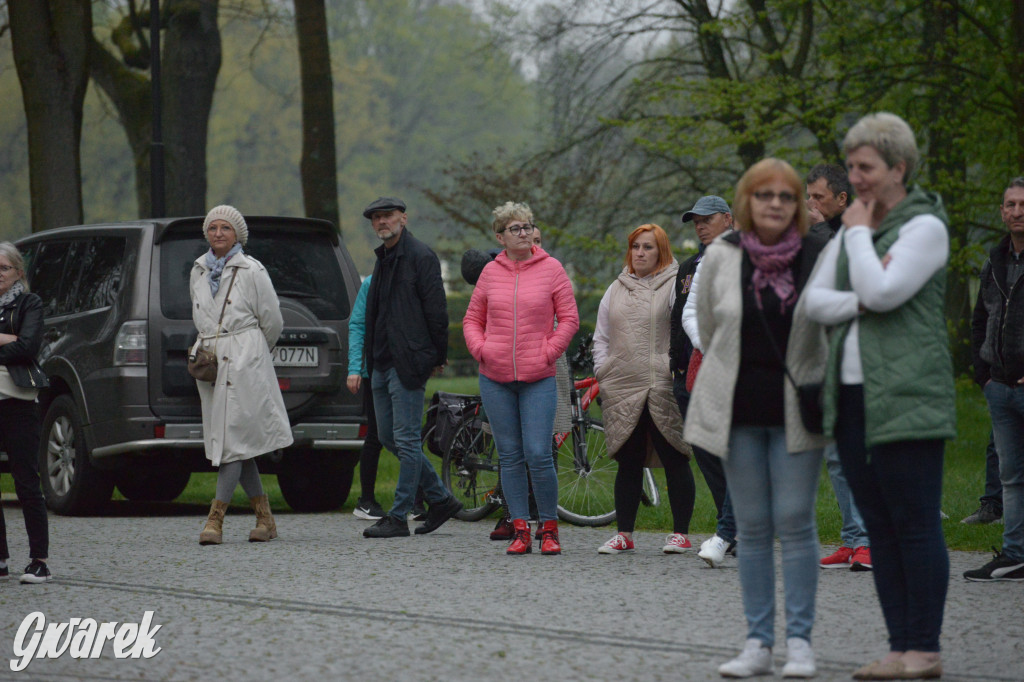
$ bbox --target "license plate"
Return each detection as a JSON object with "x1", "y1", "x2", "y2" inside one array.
[{"x1": 272, "y1": 346, "x2": 318, "y2": 367}]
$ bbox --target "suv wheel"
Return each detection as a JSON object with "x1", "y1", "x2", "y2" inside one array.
[
  {"x1": 38, "y1": 394, "x2": 115, "y2": 515},
  {"x1": 277, "y1": 450, "x2": 357, "y2": 512},
  {"x1": 115, "y1": 469, "x2": 192, "y2": 502}
]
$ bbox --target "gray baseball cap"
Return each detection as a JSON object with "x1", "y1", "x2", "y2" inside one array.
[{"x1": 682, "y1": 195, "x2": 731, "y2": 222}]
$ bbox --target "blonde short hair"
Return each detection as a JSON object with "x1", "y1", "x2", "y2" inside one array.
[
  {"x1": 843, "y1": 112, "x2": 919, "y2": 184},
  {"x1": 491, "y1": 201, "x2": 534, "y2": 233},
  {"x1": 733, "y1": 158, "x2": 810, "y2": 237}
]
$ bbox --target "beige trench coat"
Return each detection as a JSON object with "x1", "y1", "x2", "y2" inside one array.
[{"x1": 190, "y1": 253, "x2": 293, "y2": 466}]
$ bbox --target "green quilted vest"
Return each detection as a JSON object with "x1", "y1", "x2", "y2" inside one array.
[{"x1": 822, "y1": 187, "x2": 957, "y2": 447}]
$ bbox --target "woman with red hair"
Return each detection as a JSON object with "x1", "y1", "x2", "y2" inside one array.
[{"x1": 593, "y1": 224, "x2": 696, "y2": 555}]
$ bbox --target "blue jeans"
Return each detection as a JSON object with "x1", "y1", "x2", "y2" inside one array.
[
  {"x1": 371, "y1": 367, "x2": 449, "y2": 518},
  {"x1": 723, "y1": 426, "x2": 822, "y2": 647},
  {"x1": 980, "y1": 429, "x2": 1003, "y2": 509},
  {"x1": 479, "y1": 375, "x2": 558, "y2": 522},
  {"x1": 836, "y1": 385, "x2": 948, "y2": 652},
  {"x1": 824, "y1": 442, "x2": 869, "y2": 548},
  {"x1": 984, "y1": 381, "x2": 1024, "y2": 562}
]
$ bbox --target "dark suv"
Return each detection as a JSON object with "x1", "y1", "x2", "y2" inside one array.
[{"x1": 6, "y1": 216, "x2": 364, "y2": 515}]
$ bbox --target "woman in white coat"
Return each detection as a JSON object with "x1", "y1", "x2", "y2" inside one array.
[{"x1": 191, "y1": 205, "x2": 293, "y2": 545}]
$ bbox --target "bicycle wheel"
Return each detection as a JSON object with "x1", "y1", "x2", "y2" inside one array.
[
  {"x1": 442, "y1": 414, "x2": 502, "y2": 522},
  {"x1": 556, "y1": 418, "x2": 617, "y2": 526},
  {"x1": 640, "y1": 467, "x2": 661, "y2": 507}
]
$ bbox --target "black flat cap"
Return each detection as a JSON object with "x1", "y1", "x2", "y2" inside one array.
[{"x1": 362, "y1": 196, "x2": 407, "y2": 219}]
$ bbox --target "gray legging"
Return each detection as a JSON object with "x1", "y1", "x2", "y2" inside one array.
[{"x1": 215, "y1": 460, "x2": 265, "y2": 503}]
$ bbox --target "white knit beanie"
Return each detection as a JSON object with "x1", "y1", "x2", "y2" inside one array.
[{"x1": 202, "y1": 205, "x2": 248, "y2": 246}]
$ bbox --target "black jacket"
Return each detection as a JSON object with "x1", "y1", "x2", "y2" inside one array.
[
  {"x1": 0, "y1": 291, "x2": 47, "y2": 388},
  {"x1": 669, "y1": 246, "x2": 703, "y2": 376},
  {"x1": 365, "y1": 228, "x2": 449, "y2": 390},
  {"x1": 972, "y1": 235, "x2": 1024, "y2": 385}
]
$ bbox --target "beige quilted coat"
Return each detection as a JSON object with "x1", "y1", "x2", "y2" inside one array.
[{"x1": 594, "y1": 264, "x2": 690, "y2": 464}]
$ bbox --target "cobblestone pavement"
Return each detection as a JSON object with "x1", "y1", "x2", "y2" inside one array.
[{"x1": 0, "y1": 501, "x2": 1021, "y2": 681}]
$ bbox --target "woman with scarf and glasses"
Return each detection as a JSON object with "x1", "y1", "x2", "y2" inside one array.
[
  {"x1": 191, "y1": 206, "x2": 293, "y2": 545},
  {"x1": 684, "y1": 159, "x2": 829, "y2": 678}
]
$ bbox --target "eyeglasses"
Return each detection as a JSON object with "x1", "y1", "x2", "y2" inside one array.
[
  {"x1": 0, "y1": 265, "x2": 15, "y2": 273},
  {"x1": 752, "y1": 190, "x2": 798, "y2": 204},
  {"x1": 499, "y1": 223, "x2": 536, "y2": 237}
]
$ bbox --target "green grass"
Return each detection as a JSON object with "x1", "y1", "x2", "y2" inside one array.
[{"x1": 3, "y1": 374, "x2": 1006, "y2": 551}]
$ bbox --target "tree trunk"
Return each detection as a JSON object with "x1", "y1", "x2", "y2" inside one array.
[
  {"x1": 9, "y1": 0, "x2": 92, "y2": 231},
  {"x1": 295, "y1": 0, "x2": 340, "y2": 231},
  {"x1": 161, "y1": 0, "x2": 221, "y2": 216}
]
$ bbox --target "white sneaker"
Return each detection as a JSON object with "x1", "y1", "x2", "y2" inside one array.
[
  {"x1": 719, "y1": 638, "x2": 773, "y2": 678},
  {"x1": 782, "y1": 637, "x2": 816, "y2": 678},
  {"x1": 699, "y1": 534, "x2": 729, "y2": 568}
]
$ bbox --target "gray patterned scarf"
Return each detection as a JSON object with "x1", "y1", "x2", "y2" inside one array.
[
  {"x1": 0, "y1": 280, "x2": 25, "y2": 310},
  {"x1": 205, "y1": 243, "x2": 243, "y2": 297}
]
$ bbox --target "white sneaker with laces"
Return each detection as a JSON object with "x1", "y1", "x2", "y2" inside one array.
[
  {"x1": 781, "y1": 637, "x2": 816, "y2": 678},
  {"x1": 719, "y1": 638, "x2": 773, "y2": 678},
  {"x1": 699, "y1": 534, "x2": 729, "y2": 568}
]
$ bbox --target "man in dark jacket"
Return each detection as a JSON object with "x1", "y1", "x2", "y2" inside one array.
[
  {"x1": 362, "y1": 197, "x2": 462, "y2": 538},
  {"x1": 804, "y1": 164, "x2": 872, "y2": 571},
  {"x1": 670, "y1": 195, "x2": 737, "y2": 567},
  {"x1": 964, "y1": 177, "x2": 1024, "y2": 581},
  {"x1": 805, "y1": 163, "x2": 851, "y2": 239}
]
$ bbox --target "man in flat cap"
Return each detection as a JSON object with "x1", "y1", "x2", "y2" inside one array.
[
  {"x1": 361, "y1": 197, "x2": 462, "y2": 538},
  {"x1": 670, "y1": 195, "x2": 737, "y2": 568}
]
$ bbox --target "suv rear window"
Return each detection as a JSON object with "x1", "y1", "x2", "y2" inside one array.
[{"x1": 160, "y1": 228, "x2": 350, "y2": 321}]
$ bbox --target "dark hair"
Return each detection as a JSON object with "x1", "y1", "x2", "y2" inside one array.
[{"x1": 806, "y1": 163, "x2": 853, "y2": 201}]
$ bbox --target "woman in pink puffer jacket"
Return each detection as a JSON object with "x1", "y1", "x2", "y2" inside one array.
[{"x1": 463, "y1": 201, "x2": 579, "y2": 556}]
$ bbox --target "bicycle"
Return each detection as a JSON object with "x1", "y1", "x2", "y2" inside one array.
[{"x1": 437, "y1": 337, "x2": 659, "y2": 526}]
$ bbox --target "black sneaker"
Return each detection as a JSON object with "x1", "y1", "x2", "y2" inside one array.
[
  {"x1": 0, "y1": 564, "x2": 9, "y2": 579},
  {"x1": 363, "y1": 515, "x2": 410, "y2": 538},
  {"x1": 20, "y1": 560, "x2": 52, "y2": 584},
  {"x1": 414, "y1": 497, "x2": 463, "y2": 535},
  {"x1": 352, "y1": 500, "x2": 386, "y2": 520},
  {"x1": 963, "y1": 549, "x2": 1024, "y2": 582},
  {"x1": 960, "y1": 502, "x2": 1002, "y2": 525}
]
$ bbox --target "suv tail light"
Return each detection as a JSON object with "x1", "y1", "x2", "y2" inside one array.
[{"x1": 114, "y1": 321, "x2": 148, "y2": 365}]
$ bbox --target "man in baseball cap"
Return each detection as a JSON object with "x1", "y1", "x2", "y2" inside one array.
[{"x1": 672, "y1": 194, "x2": 736, "y2": 568}]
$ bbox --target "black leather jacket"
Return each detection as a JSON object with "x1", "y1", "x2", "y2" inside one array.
[
  {"x1": 973, "y1": 235, "x2": 1024, "y2": 385},
  {"x1": 0, "y1": 291, "x2": 46, "y2": 387}
]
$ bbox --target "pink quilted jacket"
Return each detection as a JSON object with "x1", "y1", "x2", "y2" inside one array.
[{"x1": 463, "y1": 247, "x2": 579, "y2": 383}]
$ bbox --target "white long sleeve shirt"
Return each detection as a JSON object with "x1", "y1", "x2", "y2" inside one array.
[{"x1": 803, "y1": 215, "x2": 948, "y2": 384}]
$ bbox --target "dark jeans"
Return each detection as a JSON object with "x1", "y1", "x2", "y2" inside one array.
[
  {"x1": 835, "y1": 385, "x2": 947, "y2": 652},
  {"x1": 614, "y1": 405, "x2": 695, "y2": 534},
  {"x1": 0, "y1": 398, "x2": 49, "y2": 560},
  {"x1": 358, "y1": 381, "x2": 383, "y2": 504},
  {"x1": 980, "y1": 429, "x2": 1003, "y2": 510},
  {"x1": 984, "y1": 381, "x2": 1024, "y2": 562},
  {"x1": 674, "y1": 375, "x2": 736, "y2": 543}
]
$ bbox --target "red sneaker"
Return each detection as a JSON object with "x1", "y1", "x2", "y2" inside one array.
[
  {"x1": 820, "y1": 546, "x2": 855, "y2": 568},
  {"x1": 490, "y1": 516, "x2": 514, "y2": 541},
  {"x1": 662, "y1": 533, "x2": 692, "y2": 553},
  {"x1": 506, "y1": 519, "x2": 532, "y2": 555},
  {"x1": 850, "y1": 546, "x2": 872, "y2": 571},
  {"x1": 598, "y1": 533, "x2": 635, "y2": 554}
]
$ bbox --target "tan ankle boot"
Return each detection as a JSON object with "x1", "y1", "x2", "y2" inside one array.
[
  {"x1": 248, "y1": 494, "x2": 278, "y2": 542},
  {"x1": 199, "y1": 499, "x2": 229, "y2": 545}
]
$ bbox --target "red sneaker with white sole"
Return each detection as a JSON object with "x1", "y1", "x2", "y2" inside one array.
[{"x1": 662, "y1": 533, "x2": 692, "y2": 553}]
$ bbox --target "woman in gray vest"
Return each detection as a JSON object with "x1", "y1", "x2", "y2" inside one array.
[
  {"x1": 804, "y1": 113, "x2": 955, "y2": 681},
  {"x1": 593, "y1": 224, "x2": 695, "y2": 556},
  {"x1": 684, "y1": 159, "x2": 828, "y2": 678}
]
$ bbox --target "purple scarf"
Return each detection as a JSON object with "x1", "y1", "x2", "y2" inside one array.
[{"x1": 740, "y1": 227, "x2": 802, "y2": 312}]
